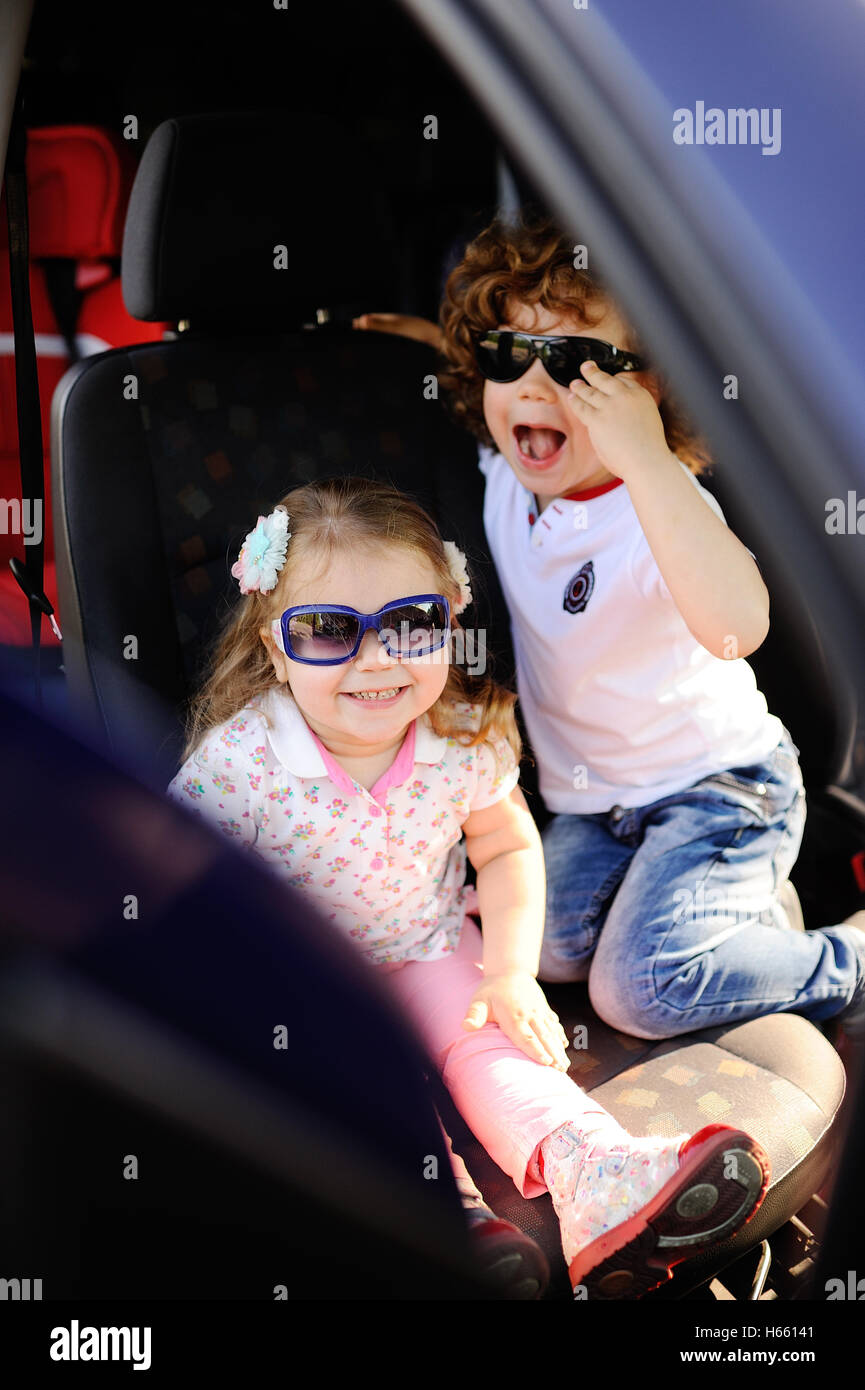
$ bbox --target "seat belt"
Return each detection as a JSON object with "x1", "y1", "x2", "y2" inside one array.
[
  {"x1": 43, "y1": 259, "x2": 83, "y2": 366},
  {"x1": 4, "y1": 88, "x2": 62, "y2": 711}
]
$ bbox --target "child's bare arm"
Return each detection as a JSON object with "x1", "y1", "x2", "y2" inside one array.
[
  {"x1": 353, "y1": 312, "x2": 445, "y2": 350},
  {"x1": 623, "y1": 448, "x2": 770, "y2": 659},
  {"x1": 462, "y1": 786, "x2": 570, "y2": 1069},
  {"x1": 568, "y1": 360, "x2": 770, "y2": 659},
  {"x1": 463, "y1": 785, "x2": 545, "y2": 975}
]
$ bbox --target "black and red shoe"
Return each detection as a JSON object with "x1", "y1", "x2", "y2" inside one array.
[
  {"x1": 462, "y1": 1196, "x2": 550, "y2": 1300},
  {"x1": 568, "y1": 1123, "x2": 771, "y2": 1301}
]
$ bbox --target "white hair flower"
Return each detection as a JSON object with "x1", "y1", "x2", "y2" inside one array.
[
  {"x1": 231, "y1": 505, "x2": 291, "y2": 594},
  {"x1": 442, "y1": 540, "x2": 472, "y2": 615}
]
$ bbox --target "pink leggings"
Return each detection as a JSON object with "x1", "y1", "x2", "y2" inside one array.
[{"x1": 381, "y1": 917, "x2": 612, "y2": 1199}]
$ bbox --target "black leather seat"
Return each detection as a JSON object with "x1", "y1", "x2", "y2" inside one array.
[
  {"x1": 52, "y1": 322, "x2": 511, "y2": 786},
  {"x1": 51, "y1": 111, "x2": 847, "y2": 1298},
  {"x1": 51, "y1": 112, "x2": 514, "y2": 788}
]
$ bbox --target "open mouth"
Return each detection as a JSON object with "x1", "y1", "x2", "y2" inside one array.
[{"x1": 513, "y1": 424, "x2": 567, "y2": 468}]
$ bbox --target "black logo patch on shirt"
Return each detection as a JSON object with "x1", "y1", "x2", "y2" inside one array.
[{"x1": 563, "y1": 560, "x2": 595, "y2": 614}]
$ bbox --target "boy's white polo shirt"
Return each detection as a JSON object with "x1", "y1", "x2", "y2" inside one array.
[
  {"x1": 166, "y1": 687, "x2": 519, "y2": 965},
  {"x1": 478, "y1": 446, "x2": 782, "y2": 814}
]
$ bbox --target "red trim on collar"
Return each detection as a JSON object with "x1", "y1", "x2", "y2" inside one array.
[{"x1": 562, "y1": 478, "x2": 624, "y2": 501}]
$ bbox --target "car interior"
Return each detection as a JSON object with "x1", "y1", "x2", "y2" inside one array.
[{"x1": 2, "y1": 0, "x2": 864, "y2": 1302}]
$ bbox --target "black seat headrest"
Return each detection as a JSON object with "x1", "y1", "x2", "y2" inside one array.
[{"x1": 121, "y1": 111, "x2": 397, "y2": 328}]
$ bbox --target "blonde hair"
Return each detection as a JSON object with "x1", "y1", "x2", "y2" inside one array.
[{"x1": 182, "y1": 475, "x2": 521, "y2": 768}]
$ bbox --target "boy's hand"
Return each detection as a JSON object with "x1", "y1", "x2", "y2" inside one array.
[
  {"x1": 567, "y1": 360, "x2": 669, "y2": 478},
  {"x1": 353, "y1": 312, "x2": 444, "y2": 350},
  {"x1": 463, "y1": 970, "x2": 571, "y2": 1070}
]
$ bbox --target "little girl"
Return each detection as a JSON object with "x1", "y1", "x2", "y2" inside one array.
[
  {"x1": 166, "y1": 475, "x2": 770, "y2": 1300},
  {"x1": 354, "y1": 211, "x2": 865, "y2": 1043}
]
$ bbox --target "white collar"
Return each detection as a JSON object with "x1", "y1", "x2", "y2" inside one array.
[{"x1": 252, "y1": 688, "x2": 449, "y2": 777}]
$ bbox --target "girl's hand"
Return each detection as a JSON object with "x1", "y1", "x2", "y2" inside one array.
[
  {"x1": 463, "y1": 970, "x2": 571, "y2": 1070},
  {"x1": 352, "y1": 312, "x2": 444, "y2": 350},
  {"x1": 567, "y1": 360, "x2": 669, "y2": 479}
]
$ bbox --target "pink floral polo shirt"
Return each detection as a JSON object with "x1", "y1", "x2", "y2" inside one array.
[{"x1": 166, "y1": 688, "x2": 520, "y2": 965}]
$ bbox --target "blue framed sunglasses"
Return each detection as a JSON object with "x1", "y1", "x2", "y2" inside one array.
[{"x1": 270, "y1": 594, "x2": 451, "y2": 665}]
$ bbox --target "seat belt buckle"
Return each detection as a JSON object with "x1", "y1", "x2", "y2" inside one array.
[
  {"x1": 851, "y1": 849, "x2": 865, "y2": 895},
  {"x1": 8, "y1": 557, "x2": 63, "y2": 640}
]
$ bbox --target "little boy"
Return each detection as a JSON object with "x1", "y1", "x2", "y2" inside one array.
[{"x1": 354, "y1": 213, "x2": 865, "y2": 1041}]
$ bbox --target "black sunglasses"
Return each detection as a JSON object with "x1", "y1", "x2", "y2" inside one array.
[{"x1": 473, "y1": 330, "x2": 646, "y2": 387}]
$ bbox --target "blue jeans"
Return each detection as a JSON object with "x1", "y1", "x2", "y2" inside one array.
[{"x1": 539, "y1": 729, "x2": 865, "y2": 1038}]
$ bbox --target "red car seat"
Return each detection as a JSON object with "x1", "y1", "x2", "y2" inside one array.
[{"x1": 0, "y1": 125, "x2": 168, "y2": 646}]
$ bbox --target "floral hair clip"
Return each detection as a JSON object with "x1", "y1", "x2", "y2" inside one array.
[
  {"x1": 443, "y1": 541, "x2": 472, "y2": 615},
  {"x1": 231, "y1": 505, "x2": 291, "y2": 594}
]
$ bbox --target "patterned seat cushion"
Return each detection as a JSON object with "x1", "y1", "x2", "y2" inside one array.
[{"x1": 436, "y1": 987, "x2": 845, "y2": 1300}]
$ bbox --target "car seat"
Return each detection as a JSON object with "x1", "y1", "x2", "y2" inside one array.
[
  {"x1": 51, "y1": 111, "x2": 848, "y2": 1299},
  {"x1": 0, "y1": 124, "x2": 168, "y2": 649},
  {"x1": 50, "y1": 111, "x2": 514, "y2": 787}
]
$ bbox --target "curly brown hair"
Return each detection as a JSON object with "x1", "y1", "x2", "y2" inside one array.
[
  {"x1": 438, "y1": 212, "x2": 712, "y2": 475},
  {"x1": 182, "y1": 475, "x2": 521, "y2": 769}
]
